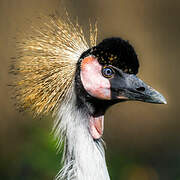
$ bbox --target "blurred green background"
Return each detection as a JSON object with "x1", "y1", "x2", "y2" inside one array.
[{"x1": 0, "y1": 0, "x2": 180, "y2": 179}]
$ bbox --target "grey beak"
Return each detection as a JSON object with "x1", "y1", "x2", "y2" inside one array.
[{"x1": 111, "y1": 72, "x2": 167, "y2": 104}]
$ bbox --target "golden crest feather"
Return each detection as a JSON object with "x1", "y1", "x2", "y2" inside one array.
[{"x1": 11, "y1": 14, "x2": 98, "y2": 116}]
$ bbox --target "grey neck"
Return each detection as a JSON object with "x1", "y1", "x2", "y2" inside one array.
[{"x1": 53, "y1": 87, "x2": 110, "y2": 180}]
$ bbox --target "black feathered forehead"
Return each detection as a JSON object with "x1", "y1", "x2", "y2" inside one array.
[{"x1": 90, "y1": 37, "x2": 139, "y2": 74}]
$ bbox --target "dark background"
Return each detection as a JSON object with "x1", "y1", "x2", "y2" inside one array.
[{"x1": 0, "y1": 0, "x2": 180, "y2": 179}]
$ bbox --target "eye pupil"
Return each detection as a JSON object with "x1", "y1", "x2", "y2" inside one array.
[
  {"x1": 106, "y1": 69, "x2": 112, "y2": 75},
  {"x1": 102, "y1": 67, "x2": 114, "y2": 78}
]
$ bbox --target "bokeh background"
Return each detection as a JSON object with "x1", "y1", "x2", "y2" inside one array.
[{"x1": 0, "y1": 0, "x2": 180, "y2": 179}]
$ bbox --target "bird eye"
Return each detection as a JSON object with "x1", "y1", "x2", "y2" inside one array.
[{"x1": 102, "y1": 66, "x2": 114, "y2": 78}]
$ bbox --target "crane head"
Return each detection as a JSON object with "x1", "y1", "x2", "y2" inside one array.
[
  {"x1": 76, "y1": 37, "x2": 166, "y2": 140},
  {"x1": 79, "y1": 37, "x2": 166, "y2": 105},
  {"x1": 11, "y1": 15, "x2": 166, "y2": 142}
]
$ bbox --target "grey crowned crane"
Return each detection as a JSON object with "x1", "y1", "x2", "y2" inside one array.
[{"x1": 12, "y1": 15, "x2": 166, "y2": 180}]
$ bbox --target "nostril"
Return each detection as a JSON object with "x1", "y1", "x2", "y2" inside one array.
[{"x1": 136, "y1": 87, "x2": 145, "y2": 92}]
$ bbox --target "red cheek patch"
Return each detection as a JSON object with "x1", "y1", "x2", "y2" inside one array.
[{"x1": 80, "y1": 56, "x2": 111, "y2": 100}]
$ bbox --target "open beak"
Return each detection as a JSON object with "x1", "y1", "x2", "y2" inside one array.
[{"x1": 110, "y1": 71, "x2": 167, "y2": 104}]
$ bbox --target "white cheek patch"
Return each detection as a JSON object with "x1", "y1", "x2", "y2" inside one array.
[{"x1": 80, "y1": 56, "x2": 111, "y2": 100}]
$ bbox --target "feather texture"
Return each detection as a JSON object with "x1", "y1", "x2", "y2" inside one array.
[
  {"x1": 53, "y1": 86, "x2": 110, "y2": 180},
  {"x1": 11, "y1": 14, "x2": 97, "y2": 116},
  {"x1": 10, "y1": 13, "x2": 110, "y2": 180}
]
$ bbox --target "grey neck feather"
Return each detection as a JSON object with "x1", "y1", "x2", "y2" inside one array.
[{"x1": 53, "y1": 85, "x2": 110, "y2": 180}]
